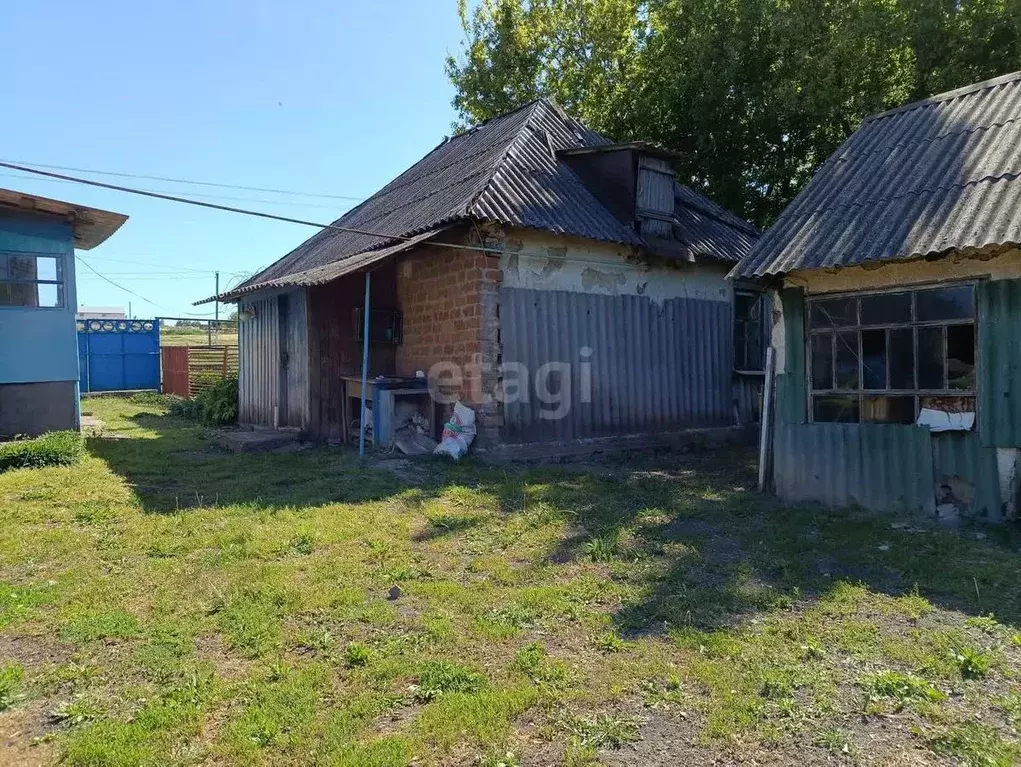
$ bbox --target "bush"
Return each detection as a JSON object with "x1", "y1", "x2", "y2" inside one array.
[
  {"x1": 0, "y1": 431, "x2": 85, "y2": 473},
  {"x1": 169, "y1": 376, "x2": 238, "y2": 426},
  {"x1": 128, "y1": 391, "x2": 174, "y2": 408}
]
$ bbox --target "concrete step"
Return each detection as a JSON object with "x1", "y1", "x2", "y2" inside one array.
[{"x1": 218, "y1": 429, "x2": 301, "y2": 453}]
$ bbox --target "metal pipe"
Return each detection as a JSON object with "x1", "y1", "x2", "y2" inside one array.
[{"x1": 358, "y1": 270, "x2": 371, "y2": 457}]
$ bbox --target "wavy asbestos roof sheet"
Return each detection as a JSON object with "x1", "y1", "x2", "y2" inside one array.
[
  {"x1": 673, "y1": 182, "x2": 758, "y2": 263},
  {"x1": 733, "y1": 71, "x2": 1021, "y2": 277},
  {"x1": 228, "y1": 100, "x2": 641, "y2": 296},
  {"x1": 222, "y1": 99, "x2": 756, "y2": 301}
]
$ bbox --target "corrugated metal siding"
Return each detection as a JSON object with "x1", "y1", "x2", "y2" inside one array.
[
  {"x1": 978, "y1": 278, "x2": 1021, "y2": 447},
  {"x1": 736, "y1": 71, "x2": 1021, "y2": 277},
  {"x1": 772, "y1": 286, "x2": 1004, "y2": 520},
  {"x1": 282, "y1": 289, "x2": 310, "y2": 428},
  {"x1": 931, "y1": 431, "x2": 1002, "y2": 521},
  {"x1": 238, "y1": 294, "x2": 279, "y2": 426},
  {"x1": 774, "y1": 423, "x2": 936, "y2": 514},
  {"x1": 500, "y1": 288, "x2": 732, "y2": 442}
]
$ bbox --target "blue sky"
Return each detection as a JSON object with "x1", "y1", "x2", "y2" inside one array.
[{"x1": 3, "y1": 1, "x2": 468, "y2": 318}]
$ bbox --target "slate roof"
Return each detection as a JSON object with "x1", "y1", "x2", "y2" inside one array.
[
  {"x1": 221, "y1": 99, "x2": 755, "y2": 301},
  {"x1": 733, "y1": 71, "x2": 1021, "y2": 278},
  {"x1": 672, "y1": 182, "x2": 758, "y2": 264}
]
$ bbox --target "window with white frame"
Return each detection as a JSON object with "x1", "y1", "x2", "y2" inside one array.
[
  {"x1": 0, "y1": 253, "x2": 64, "y2": 308},
  {"x1": 807, "y1": 284, "x2": 976, "y2": 424},
  {"x1": 734, "y1": 290, "x2": 765, "y2": 373}
]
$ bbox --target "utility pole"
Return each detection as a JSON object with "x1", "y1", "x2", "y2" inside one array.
[
  {"x1": 214, "y1": 271, "x2": 220, "y2": 344},
  {"x1": 128, "y1": 301, "x2": 132, "y2": 320}
]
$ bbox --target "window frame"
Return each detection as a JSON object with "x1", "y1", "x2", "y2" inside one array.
[
  {"x1": 734, "y1": 288, "x2": 766, "y2": 375},
  {"x1": 805, "y1": 281, "x2": 977, "y2": 424},
  {"x1": 0, "y1": 251, "x2": 67, "y2": 310}
]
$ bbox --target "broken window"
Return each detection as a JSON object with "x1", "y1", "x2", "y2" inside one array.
[
  {"x1": 734, "y1": 290, "x2": 765, "y2": 372},
  {"x1": 807, "y1": 285, "x2": 976, "y2": 424}
]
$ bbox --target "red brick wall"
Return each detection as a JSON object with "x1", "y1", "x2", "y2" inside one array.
[{"x1": 395, "y1": 242, "x2": 502, "y2": 442}]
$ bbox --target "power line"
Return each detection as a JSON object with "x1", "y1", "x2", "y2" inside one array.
[
  {"x1": 75, "y1": 256, "x2": 165, "y2": 308},
  {"x1": 0, "y1": 161, "x2": 401, "y2": 242},
  {"x1": 4, "y1": 160, "x2": 683, "y2": 301},
  {"x1": 0, "y1": 172, "x2": 348, "y2": 210},
  {"x1": 0, "y1": 159, "x2": 366, "y2": 202},
  {"x1": 1, "y1": 161, "x2": 555, "y2": 263}
]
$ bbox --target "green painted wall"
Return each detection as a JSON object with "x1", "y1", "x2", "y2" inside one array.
[{"x1": 771, "y1": 284, "x2": 1006, "y2": 521}]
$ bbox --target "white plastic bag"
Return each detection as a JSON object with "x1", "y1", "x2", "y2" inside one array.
[{"x1": 433, "y1": 402, "x2": 476, "y2": 460}]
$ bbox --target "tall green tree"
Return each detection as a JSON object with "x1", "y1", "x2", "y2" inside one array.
[{"x1": 446, "y1": 0, "x2": 1021, "y2": 227}]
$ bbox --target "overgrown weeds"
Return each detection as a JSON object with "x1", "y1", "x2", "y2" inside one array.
[{"x1": 0, "y1": 431, "x2": 84, "y2": 473}]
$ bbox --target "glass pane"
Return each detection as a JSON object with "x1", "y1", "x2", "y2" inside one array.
[
  {"x1": 916, "y1": 285, "x2": 974, "y2": 321},
  {"x1": 810, "y1": 297, "x2": 856, "y2": 328},
  {"x1": 37, "y1": 283, "x2": 61, "y2": 308},
  {"x1": 889, "y1": 328, "x2": 915, "y2": 389},
  {"x1": 745, "y1": 321, "x2": 762, "y2": 370},
  {"x1": 811, "y1": 334, "x2": 833, "y2": 390},
  {"x1": 813, "y1": 395, "x2": 859, "y2": 423},
  {"x1": 735, "y1": 292, "x2": 760, "y2": 321},
  {"x1": 920, "y1": 395, "x2": 975, "y2": 414},
  {"x1": 6, "y1": 255, "x2": 38, "y2": 281},
  {"x1": 863, "y1": 395, "x2": 916, "y2": 424},
  {"x1": 0, "y1": 255, "x2": 62, "y2": 282},
  {"x1": 918, "y1": 326, "x2": 945, "y2": 389},
  {"x1": 0, "y1": 282, "x2": 62, "y2": 308},
  {"x1": 35, "y1": 257, "x2": 60, "y2": 282},
  {"x1": 860, "y1": 292, "x2": 911, "y2": 325},
  {"x1": 862, "y1": 329, "x2": 887, "y2": 389},
  {"x1": 834, "y1": 331, "x2": 859, "y2": 389},
  {"x1": 734, "y1": 321, "x2": 747, "y2": 368},
  {"x1": 947, "y1": 324, "x2": 975, "y2": 390}
]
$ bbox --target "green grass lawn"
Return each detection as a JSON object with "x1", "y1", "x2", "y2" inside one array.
[{"x1": 2, "y1": 397, "x2": 1021, "y2": 766}]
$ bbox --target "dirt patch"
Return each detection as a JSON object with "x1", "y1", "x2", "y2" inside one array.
[
  {"x1": 193, "y1": 634, "x2": 252, "y2": 682},
  {"x1": 369, "y1": 457, "x2": 428, "y2": 484},
  {"x1": 0, "y1": 701, "x2": 58, "y2": 767}
]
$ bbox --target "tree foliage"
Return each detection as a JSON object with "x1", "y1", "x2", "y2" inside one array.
[{"x1": 446, "y1": 0, "x2": 1021, "y2": 227}]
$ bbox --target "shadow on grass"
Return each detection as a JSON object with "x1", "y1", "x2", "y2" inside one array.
[
  {"x1": 87, "y1": 412, "x2": 407, "y2": 513},
  {"x1": 451, "y1": 447, "x2": 1021, "y2": 631},
  {"x1": 92, "y1": 409, "x2": 1021, "y2": 630}
]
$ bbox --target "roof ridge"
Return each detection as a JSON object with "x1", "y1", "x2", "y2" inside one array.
[
  {"x1": 464, "y1": 100, "x2": 550, "y2": 219},
  {"x1": 866, "y1": 70, "x2": 1021, "y2": 122}
]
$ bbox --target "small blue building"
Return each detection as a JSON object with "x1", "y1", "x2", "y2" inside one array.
[{"x1": 0, "y1": 188, "x2": 127, "y2": 437}]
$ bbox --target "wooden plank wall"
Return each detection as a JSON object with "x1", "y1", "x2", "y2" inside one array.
[{"x1": 306, "y1": 262, "x2": 398, "y2": 441}]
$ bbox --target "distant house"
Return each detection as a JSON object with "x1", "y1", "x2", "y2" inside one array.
[
  {"x1": 732, "y1": 71, "x2": 1021, "y2": 522},
  {"x1": 77, "y1": 306, "x2": 126, "y2": 320},
  {"x1": 204, "y1": 100, "x2": 762, "y2": 455},
  {"x1": 0, "y1": 189, "x2": 127, "y2": 436}
]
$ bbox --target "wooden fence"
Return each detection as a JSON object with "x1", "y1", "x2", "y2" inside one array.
[{"x1": 161, "y1": 346, "x2": 239, "y2": 398}]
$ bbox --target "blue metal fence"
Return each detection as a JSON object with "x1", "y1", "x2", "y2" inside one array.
[{"x1": 77, "y1": 319, "x2": 161, "y2": 393}]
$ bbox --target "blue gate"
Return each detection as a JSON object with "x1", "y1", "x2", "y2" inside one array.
[{"x1": 77, "y1": 319, "x2": 161, "y2": 393}]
